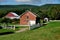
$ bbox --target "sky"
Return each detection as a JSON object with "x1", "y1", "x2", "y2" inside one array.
[{"x1": 0, "y1": 0, "x2": 60, "y2": 6}]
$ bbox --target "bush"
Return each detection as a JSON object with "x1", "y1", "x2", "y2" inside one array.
[
  {"x1": 0, "y1": 26, "x2": 3, "y2": 29},
  {"x1": 43, "y1": 20, "x2": 46, "y2": 23}
]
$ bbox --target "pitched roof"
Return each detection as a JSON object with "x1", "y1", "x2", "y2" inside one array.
[
  {"x1": 20, "y1": 10, "x2": 40, "y2": 17},
  {"x1": 6, "y1": 12, "x2": 19, "y2": 17},
  {"x1": 33, "y1": 12, "x2": 40, "y2": 17},
  {"x1": 10, "y1": 12, "x2": 19, "y2": 17}
]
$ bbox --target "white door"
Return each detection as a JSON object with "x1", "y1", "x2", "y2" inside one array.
[{"x1": 29, "y1": 20, "x2": 36, "y2": 26}]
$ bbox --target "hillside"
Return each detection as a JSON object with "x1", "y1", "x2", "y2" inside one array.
[
  {"x1": 0, "y1": 5, "x2": 39, "y2": 9},
  {"x1": 1, "y1": 4, "x2": 60, "y2": 11},
  {"x1": 0, "y1": 21, "x2": 60, "y2": 40},
  {"x1": 39, "y1": 4, "x2": 60, "y2": 19},
  {"x1": 39, "y1": 4, "x2": 60, "y2": 10},
  {"x1": 0, "y1": 5, "x2": 39, "y2": 18},
  {"x1": 0, "y1": 4, "x2": 60, "y2": 19}
]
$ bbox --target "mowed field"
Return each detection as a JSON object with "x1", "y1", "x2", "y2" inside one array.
[{"x1": 0, "y1": 21, "x2": 60, "y2": 40}]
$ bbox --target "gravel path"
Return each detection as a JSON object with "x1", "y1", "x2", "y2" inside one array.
[{"x1": 16, "y1": 28, "x2": 28, "y2": 33}]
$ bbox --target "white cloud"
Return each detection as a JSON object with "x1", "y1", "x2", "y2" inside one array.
[
  {"x1": 0, "y1": 0, "x2": 60, "y2": 5},
  {"x1": 15, "y1": 0, "x2": 31, "y2": 2}
]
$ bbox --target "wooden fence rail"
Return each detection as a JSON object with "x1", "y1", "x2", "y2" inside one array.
[{"x1": 1, "y1": 25, "x2": 15, "y2": 30}]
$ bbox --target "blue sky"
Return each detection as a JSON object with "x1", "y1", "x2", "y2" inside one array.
[{"x1": 0, "y1": 0, "x2": 60, "y2": 6}]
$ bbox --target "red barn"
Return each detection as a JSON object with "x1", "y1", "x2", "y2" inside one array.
[
  {"x1": 5, "y1": 12, "x2": 20, "y2": 19},
  {"x1": 20, "y1": 10, "x2": 40, "y2": 26}
]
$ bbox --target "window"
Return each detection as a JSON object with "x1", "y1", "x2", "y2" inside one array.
[{"x1": 26, "y1": 16, "x2": 29, "y2": 19}]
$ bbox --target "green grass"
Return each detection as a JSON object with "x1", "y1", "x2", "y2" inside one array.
[
  {"x1": 0, "y1": 21, "x2": 60, "y2": 40},
  {"x1": 0, "y1": 23, "x2": 28, "y2": 31},
  {"x1": 0, "y1": 23, "x2": 19, "y2": 26},
  {"x1": 15, "y1": 27, "x2": 20, "y2": 31},
  {"x1": 0, "y1": 26, "x2": 28, "y2": 33},
  {"x1": 0, "y1": 29, "x2": 14, "y2": 34},
  {"x1": 15, "y1": 26, "x2": 28, "y2": 31}
]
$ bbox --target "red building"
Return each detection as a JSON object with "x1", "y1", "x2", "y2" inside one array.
[
  {"x1": 5, "y1": 12, "x2": 20, "y2": 19},
  {"x1": 20, "y1": 10, "x2": 40, "y2": 26}
]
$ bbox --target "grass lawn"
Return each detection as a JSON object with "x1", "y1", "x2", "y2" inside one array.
[
  {"x1": 0, "y1": 21, "x2": 60, "y2": 40},
  {"x1": 15, "y1": 26, "x2": 28, "y2": 31},
  {"x1": 0, "y1": 23, "x2": 28, "y2": 31},
  {"x1": 0, "y1": 29, "x2": 14, "y2": 33},
  {"x1": 0, "y1": 26, "x2": 28, "y2": 35},
  {"x1": 0, "y1": 29, "x2": 14, "y2": 35}
]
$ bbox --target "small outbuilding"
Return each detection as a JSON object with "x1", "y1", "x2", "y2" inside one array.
[
  {"x1": 5, "y1": 12, "x2": 20, "y2": 19},
  {"x1": 20, "y1": 10, "x2": 40, "y2": 26}
]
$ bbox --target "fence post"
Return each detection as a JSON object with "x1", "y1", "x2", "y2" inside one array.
[
  {"x1": 13, "y1": 25, "x2": 15, "y2": 30},
  {"x1": 29, "y1": 25, "x2": 30, "y2": 30},
  {"x1": 4, "y1": 24, "x2": 6, "y2": 29}
]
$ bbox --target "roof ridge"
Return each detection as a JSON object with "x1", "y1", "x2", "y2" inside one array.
[
  {"x1": 20, "y1": 10, "x2": 37, "y2": 17},
  {"x1": 9, "y1": 12, "x2": 19, "y2": 16}
]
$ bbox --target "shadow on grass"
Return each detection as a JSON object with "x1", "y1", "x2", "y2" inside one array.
[
  {"x1": 31, "y1": 24, "x2": 47, "y2": 30},
  {"x1": 31, "y1": 27, "x2": 40, "y2": 30},
  {"x1": 15, "y1": 27, "x2": 19, "y2": 28},
  {"x1": 0, "y1": 26, "x2": 3, "y2": 29},
  {"x1": 0, "y1": 32, "x2": 14, "y2": 35},
  {"x1": 43, "y1": 24, "x2": 47, "y2": 26}
]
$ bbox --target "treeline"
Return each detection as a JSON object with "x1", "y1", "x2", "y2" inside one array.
[
  {"x1": 0, "y1": 5, "x2": 38, "y2": 18},
  {"x1": 0, "y1": 4, "x2": 60, "y2": 20}
]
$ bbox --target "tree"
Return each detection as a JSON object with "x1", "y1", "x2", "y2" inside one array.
[
  {"x1": 1, "y1": 18, "x2": 12, "y2": 26},
  {"x1": 47, "y1": 6, "x2": 60, "y2": 20}
]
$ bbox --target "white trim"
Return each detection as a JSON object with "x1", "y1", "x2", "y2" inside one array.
[
  {"x1": 20, "y1": 25, "x2": 29, "y2": 26},
  {"x1": 8, "y1": 12, "x2": 19, "y2": 17},
  {"x1": 20, "y1": 10, "x2": 37, "y2": 17},
  {"x1": 11, "y1": 12, "x2": 19, "y2": 17},
  {"x1": 28, "y1": 11, "x2": 36, "y2": 17}
]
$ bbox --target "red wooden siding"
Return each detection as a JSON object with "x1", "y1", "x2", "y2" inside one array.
[
  {"x1": 5, "y1": 13, "x2": 16, "y2": 17},
  {"x1": 20, "y1": 11, "x2": 36, "y2": 25}
]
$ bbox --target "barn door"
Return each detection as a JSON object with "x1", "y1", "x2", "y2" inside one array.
[{"x1": 29, "y1": 20, "x2": 36, "y2": 26}]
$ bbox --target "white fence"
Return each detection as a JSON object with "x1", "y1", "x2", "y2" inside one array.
[
  {"x1": 29, "y1": 24, "x2": 41, "y2": 30},
  {"x1": 2, "y1": 25, "x2": 15, "y2": 30}
]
